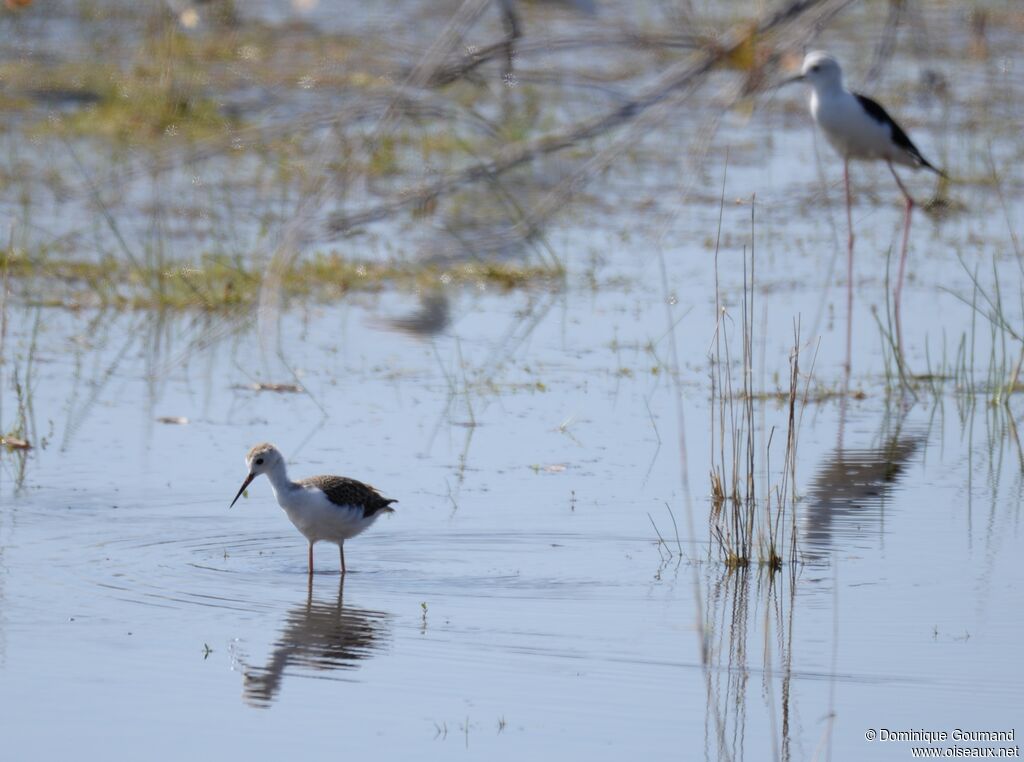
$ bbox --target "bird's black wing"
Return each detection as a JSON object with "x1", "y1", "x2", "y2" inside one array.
[{"x1": 854, "y1": 93, "x2": 943, "y2": 175}]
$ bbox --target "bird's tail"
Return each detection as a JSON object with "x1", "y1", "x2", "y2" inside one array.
[{"x1": 922, "y1": 157, "x2": 947, "y2": 179}]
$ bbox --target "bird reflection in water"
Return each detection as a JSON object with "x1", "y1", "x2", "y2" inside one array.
[
  {"x1": 384, "y1": 289, "x2": 452, "y2": 337},
  {"x1": 242, "y1": 579, "x2": 391, "y2": 707},
  {"x1": 802, "y1": 431, "x2": 923, "y2": 558},
  {"x1": 381, "y1": 215, "x2": 553, "y2": 339}
]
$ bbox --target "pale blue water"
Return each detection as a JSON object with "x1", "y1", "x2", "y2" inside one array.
[{"x1": 1, "y1": 1, "x2": 1023, "y2": 760}]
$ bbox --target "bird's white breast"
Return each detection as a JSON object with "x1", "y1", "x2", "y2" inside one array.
[
  {"x1": 811, "y1": 90, "x2": 900, "y2": 163},
  {"x1": 271, "y1": 483, "x2": 377, "y2": 543}
]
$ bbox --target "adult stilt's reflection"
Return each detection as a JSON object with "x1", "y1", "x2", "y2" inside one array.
[
  {"x1": 803, "y1": 425, "x2": 922, "y2": 558},
  {"x1": 242, "y1": 577, "x2": 392, "y2": 707}
]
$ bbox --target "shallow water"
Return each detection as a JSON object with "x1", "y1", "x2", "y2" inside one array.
[
  {"x1": 2, "y1": 1, "x2": 1024, "y2": 760},
  {"x1": 3, "y1": 286, "x2": 1022, "y2": 759}
]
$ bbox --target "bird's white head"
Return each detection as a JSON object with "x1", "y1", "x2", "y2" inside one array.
[
  {"x1": 245, "y1": 442, "x2": 284, "y2": 476},
  {"x1": 230, "y1": 442, "x2": 285, "y2": 508},
  {"x1": 791, "y1": 51, "x2": 844, "y2": 92}
]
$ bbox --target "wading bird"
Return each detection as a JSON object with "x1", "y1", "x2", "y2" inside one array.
[
  {"x1": 230, "y1": 443, "x2": 396, "y2": 576},
  {"x1": 785, "y1": 51, "x2": 944, "y2": 368}
]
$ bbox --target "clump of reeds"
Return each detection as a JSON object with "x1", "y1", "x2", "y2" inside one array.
[
  {"x1": 708, "y1": 201, "x2": 803, "y2": 571},
  {"x1": 0, "y1": 283, "x2": 39, "y2": 487}
]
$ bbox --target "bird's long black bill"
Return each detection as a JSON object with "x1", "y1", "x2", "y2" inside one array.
[{"x1": 230, "y1": 472, "x2": 256, "y2": 508}]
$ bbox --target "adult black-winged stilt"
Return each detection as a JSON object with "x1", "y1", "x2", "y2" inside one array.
[{"x1": 785, "y1": 51, "x2": 944, "y2": 368}]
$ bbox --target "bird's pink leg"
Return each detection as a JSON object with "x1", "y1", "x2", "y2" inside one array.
[
  {"x1": 844, "y1": 158, "x2": 854, "y2": 376},
  {"x1": 888, "y1": 162, "x2": 915, "y2": 360},
  {"x1": 339, "y1": 542, "x2": 346, "y2": 576}
]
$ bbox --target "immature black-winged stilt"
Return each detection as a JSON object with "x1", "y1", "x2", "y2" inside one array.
[
  {"x1": 230, "y1": 443, "x2": 396, "y2": 576},
  {"x1": 785, "y1": 51, "x2": 944, "y2": 369}
]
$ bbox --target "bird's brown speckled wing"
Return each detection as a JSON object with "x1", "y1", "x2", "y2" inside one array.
[{"x1": 300, "y1": 475, "x2": 397, "y2": 517}]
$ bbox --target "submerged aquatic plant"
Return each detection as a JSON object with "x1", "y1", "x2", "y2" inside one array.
[{"x1": 0, "y1": 247, "x2": 563, "y2": 311}]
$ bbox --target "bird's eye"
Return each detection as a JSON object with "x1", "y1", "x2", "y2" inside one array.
[
  {"x1": 255, "y1": 457, "x2": 264, "y2": 465},
  {"x1": 810, "y1": 65, "x2": 820, "y2": 73}
]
